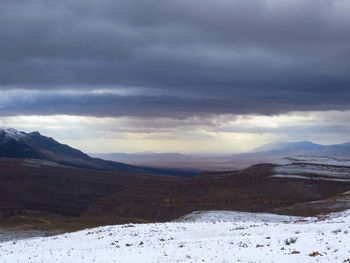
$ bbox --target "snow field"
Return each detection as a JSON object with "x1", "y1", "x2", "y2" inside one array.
[{"x1": 1, "y1": 211, "x2": 350, "y2": 263}]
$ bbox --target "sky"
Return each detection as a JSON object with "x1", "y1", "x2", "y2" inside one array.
[{"x1": 1, "y1": 0, "x2": 350, "y2": 153}]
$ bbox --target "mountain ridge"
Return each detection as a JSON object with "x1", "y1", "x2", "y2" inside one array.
[
  {"x1": 250, "y1": 140, "x2": 324, "y2": 153},
  {"x1": 0, "y1": 128, "x2": 196, "y2": 176},
  {"x1": 243, "y1": 140, "x2": 350, "y2": 157}
]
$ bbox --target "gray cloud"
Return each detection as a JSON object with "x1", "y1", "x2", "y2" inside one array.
[
  {"x1": 1, "y1": 88, "x2": 350, "y2": 118},
  {"x1": 1, "y1": 0, "x2": 350, "y2": 117}
]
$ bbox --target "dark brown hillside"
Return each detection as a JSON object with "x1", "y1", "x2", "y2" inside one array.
[
  {"x1": 84, "y1": 164, "x2": 350, "y2": 221},
  {"x1": 1, "y1": 158, "x2": 350, "y2": 231},
  {"x1": 0, "y1": 158, "x2": 181, "y2": 218}
]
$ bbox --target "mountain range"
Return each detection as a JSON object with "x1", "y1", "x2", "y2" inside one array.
[
  {"x1": 250, "y1": 140, "x2": 350, "y2": 156},
  {"x1": 0, "y1": 128, "x2": 196, "y2": 176},
  {"x1": 93, "y1": 140, "x2": 350, "y2": 171},
  {"x1": 229, "y1": 140, "x2": 350, "y2": 168}
]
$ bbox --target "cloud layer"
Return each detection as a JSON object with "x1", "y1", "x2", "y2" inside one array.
[{"x1": 1, "y1": 0, "x2": 350, "y2": 118}]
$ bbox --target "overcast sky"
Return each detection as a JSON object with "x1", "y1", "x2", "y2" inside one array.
[{"x1": 1, "y1": 0, "x2": 350, "y2": 153}]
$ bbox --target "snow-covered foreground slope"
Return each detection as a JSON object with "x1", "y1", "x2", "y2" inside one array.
[{"x1": 1, "y1": 210, "x2": 350, "y2": 263}]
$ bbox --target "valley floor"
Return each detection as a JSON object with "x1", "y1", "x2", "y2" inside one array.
[{"x1": 0, "y1": 211, "x2": 349, "y2": 263}]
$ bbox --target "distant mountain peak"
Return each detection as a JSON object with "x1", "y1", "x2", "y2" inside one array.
[
  {"x1": 251, "y1": 141, "x2": 321, "y2": 152},
  {"x1": 28, "y1": 131, "x2": 42, "y2": 136}
]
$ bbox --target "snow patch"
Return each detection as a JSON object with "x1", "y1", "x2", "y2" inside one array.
[
  {"x1": 271, "y1": 174, "x2": 350, "y2": 182},
  {"x1": 178, "y1": 210, "x2": 301, "y2": 223},
  {"x1": 0, "y1": 128, "x2": 27, "y2": 142},
  {"x1": 273, "y1": 156, "x2": 350, "y2": 167}
]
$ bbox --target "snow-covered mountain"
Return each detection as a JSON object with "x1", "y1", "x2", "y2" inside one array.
[
  {"x1": 0, "y1": 128, "x2": 136, "y2": 171},
  {"x1": 0, "y1": 128, "x2": 90, "y2": 160},
  {"x1": 1, "y1": 210, "x2": 350, "y2": 262}
]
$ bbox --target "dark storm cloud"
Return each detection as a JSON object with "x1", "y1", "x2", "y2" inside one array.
[
  {"x1": 1, "y1": 89, "x2": 349, "y2": 118},
  {"x1": 1, "y1": 0, "x2": 350, "y2": 117}
]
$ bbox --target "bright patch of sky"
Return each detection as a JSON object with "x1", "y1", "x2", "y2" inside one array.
[{"x1": 1, "y1": 110, "x2": 349, "y2": 153}]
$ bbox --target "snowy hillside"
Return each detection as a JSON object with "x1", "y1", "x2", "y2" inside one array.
[
  {"x1": 272, "y1": 156, "x2": 350, "y2": 182},
  {"x1": 1, "y1": 210, "x2": 350, "y2": 263},
  {"x1": 273, "y1": 156, "x2": 350, "y2": 167}
]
